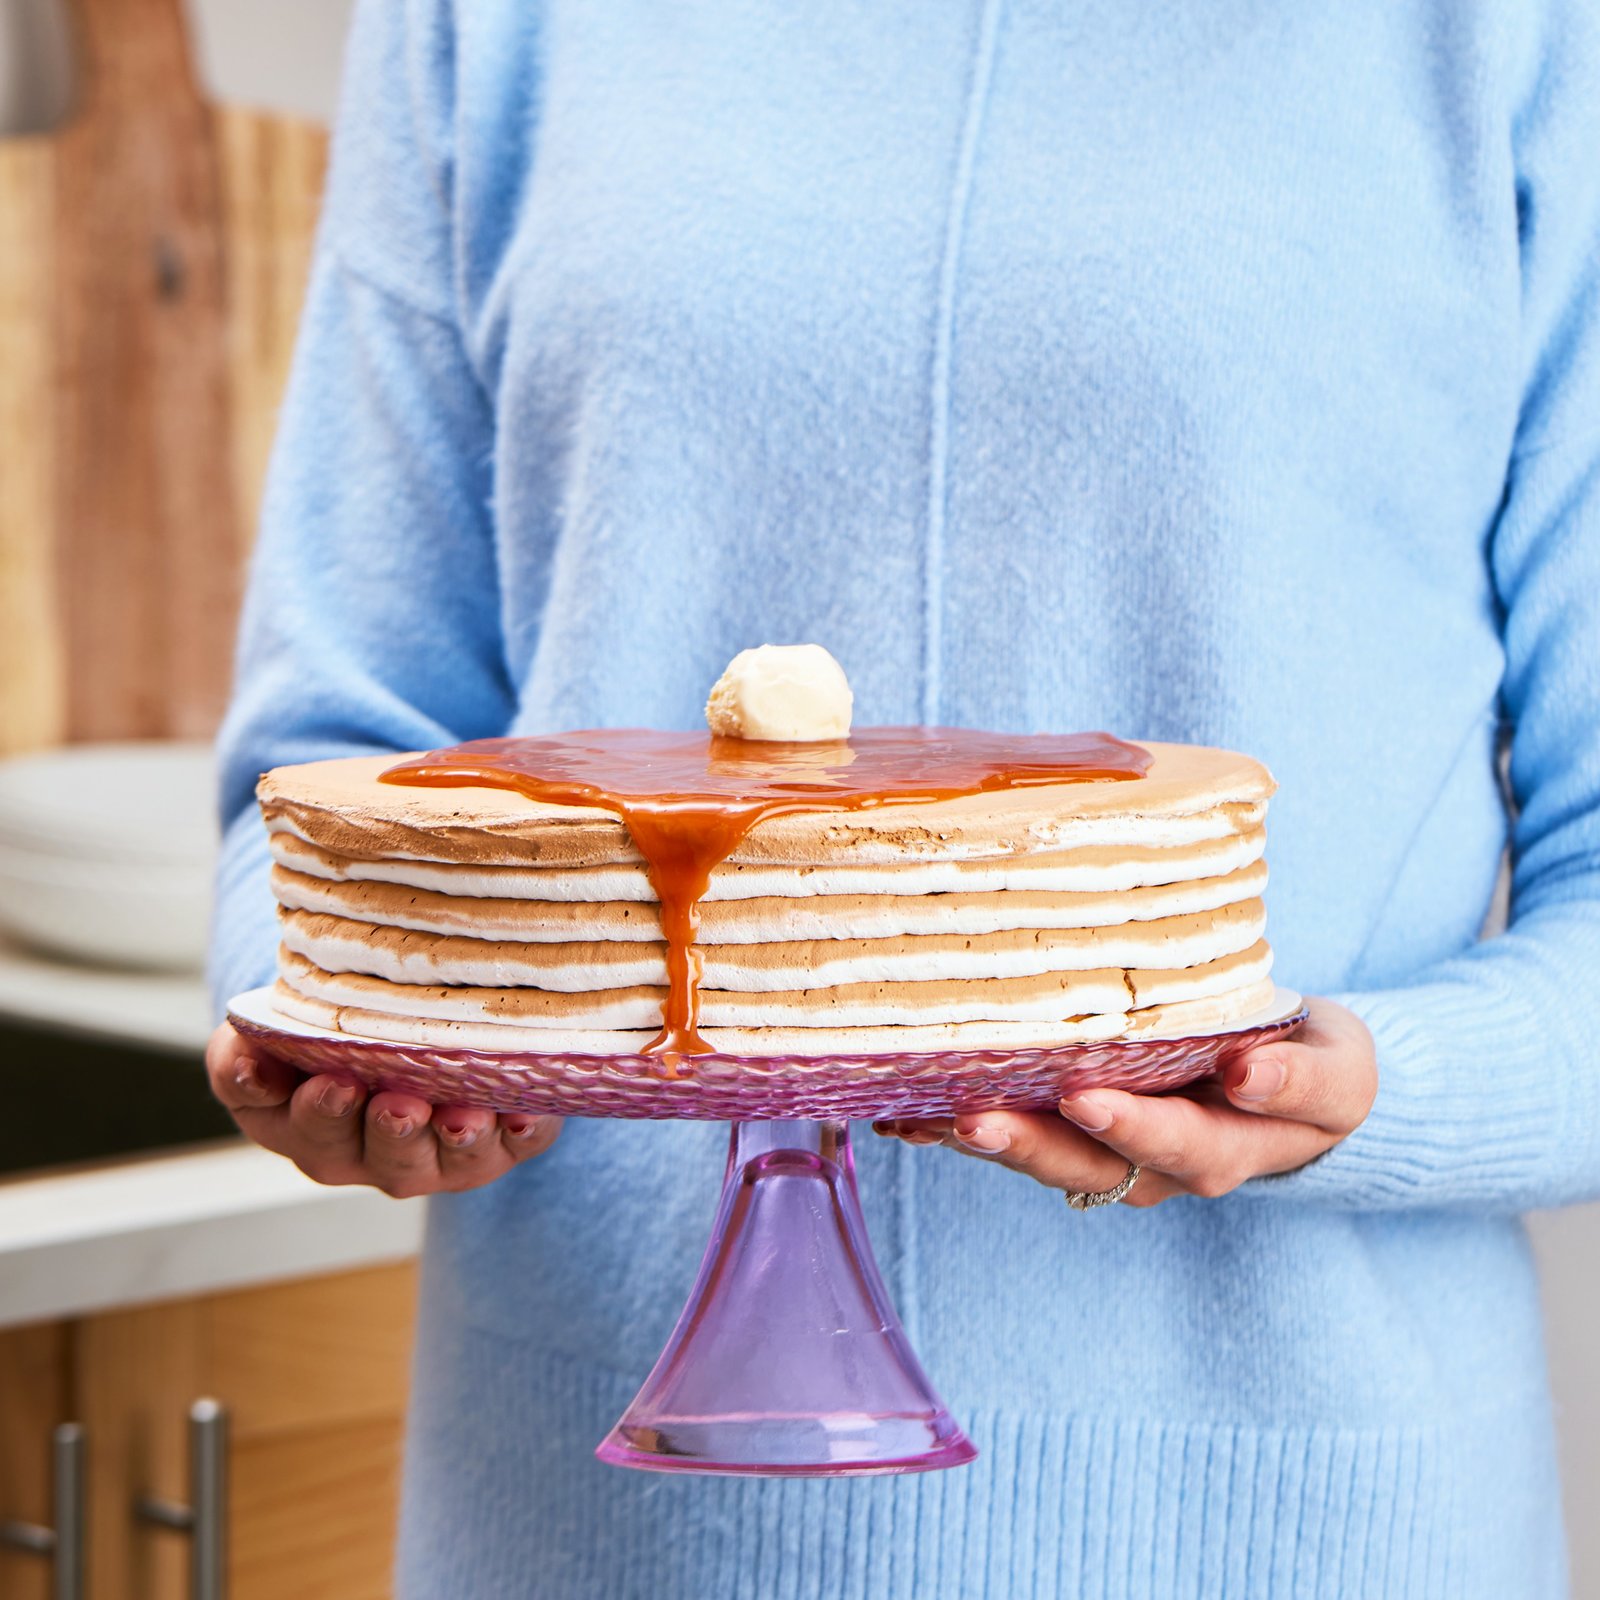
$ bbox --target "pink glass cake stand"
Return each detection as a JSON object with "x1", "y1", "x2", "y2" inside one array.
[{"x1": 228, "y1": 985, "x2": 1306, "y2": 1477}]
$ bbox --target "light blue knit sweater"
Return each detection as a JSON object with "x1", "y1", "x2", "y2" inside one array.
[{"x1": 212, "y1": 1, "x2": 1600, "y2": 1593}]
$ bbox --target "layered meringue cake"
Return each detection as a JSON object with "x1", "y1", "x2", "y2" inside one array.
[{"x1": 258, "y1": 651, "x2": 1275, "y2": 1057}]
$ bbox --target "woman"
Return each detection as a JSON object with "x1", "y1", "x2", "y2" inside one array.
[{"x1": 208, "y1": 1, "x2": 1600, "y2": 1593}]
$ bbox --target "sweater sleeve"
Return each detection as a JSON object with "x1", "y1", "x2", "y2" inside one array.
[
  {"x1": 1257, "y1": 8, "x2": 1600, "y2": 1214},
  {"x1": 209, "y1": 0, "x2": 513, "y2": 1013}
]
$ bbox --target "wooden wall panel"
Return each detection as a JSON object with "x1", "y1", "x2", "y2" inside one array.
[
  {"x1": 0, "y1": 3, "x2": 327, "y2": 752},
  {"x1": 217, "y1": 109, "x2": 328, "y2": 545},
  {"x1": 52, "y1": 0, "x2": 242, "y2": 742},
  {"x1": 0, "y1": 144, "x2": 66, "y2": 758}
]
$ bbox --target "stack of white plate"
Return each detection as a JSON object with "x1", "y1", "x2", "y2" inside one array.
[{"x1": 0, "y1": 743, "x2": 216, "y2": 972}]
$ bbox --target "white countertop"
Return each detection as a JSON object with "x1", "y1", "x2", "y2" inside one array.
[
  {"x1": 0, "y1": 933, "x2": 212, "y2": 1055},
  {"x1": 0, "y1": 941, "x2": 422, "y2": 1326},
  {"x1": 0, "y1": 1140, "x2": 423, "y2": 1329}
]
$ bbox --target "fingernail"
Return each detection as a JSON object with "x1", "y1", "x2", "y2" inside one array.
[
  {"x1": 871, "y1": 1120, "x2": 895, "y2": 1137},
  {"x1": 504, "y1": 1116, "x2": 542, "y2": 1140},
  {"x1": 233, "y1": 1057, "x2": 263, "y2": 1097},
  {"x1": 317, "y1": 1082, "x2": 360, "y2": 1117},
  {"x1": 901, "y1": 1131, "x2": 945, "y2": 1147},
  {"x1": 374, "y1": 1107, "x2": 417, "y2": 1137},
  {"x1": 1234, "y1": 1057, "x2": 1285, "y2": 1102},
  {"x1": 437, "y1": 1115, "x2": 479, "y2": 1146},
  {"x1": 1059, "y1": 1093, "x2": 1114, "y2": 1132},
  {"x1": 952, "y1": 1118, "x2": 1011, "y2": 1153}
]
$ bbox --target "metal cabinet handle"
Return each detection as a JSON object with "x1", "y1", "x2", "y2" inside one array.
[
  {"x1": 0, "y1": 1421, "x2": 86, "y2": 1600},
  {"x1": 133, "y1": 1398, "x2": 228, "y2": 1600}
]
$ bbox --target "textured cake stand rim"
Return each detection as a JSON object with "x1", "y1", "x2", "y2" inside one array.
[{"x1": 226, "y1": 984, "x2": 1307, "y2": 1071}]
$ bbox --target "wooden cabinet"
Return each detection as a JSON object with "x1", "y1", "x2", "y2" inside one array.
[
  {"x1": 0, "y1": 1262, "x2": 415, "y2": 1600},
  {"x1": 0, "y1": 1322, "x2": 73, "y2": 1600}
]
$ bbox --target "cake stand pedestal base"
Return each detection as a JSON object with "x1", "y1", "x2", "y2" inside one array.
[
  {"x1": 596, "y1": 1120, "x2": 976, "y2": 1477},
  {"x1": 227, "y1": 984, "x2": 1309, "y2": 1479}
]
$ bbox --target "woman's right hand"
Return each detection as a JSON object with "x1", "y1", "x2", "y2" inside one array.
[{"x1": 206, "y1": 1023, "x2": 562, "y2": 1197}]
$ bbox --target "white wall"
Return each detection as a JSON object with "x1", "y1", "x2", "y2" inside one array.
[
  {"x1": 1534, "y1": 1205, "x2": 1600, "y2": 1596},
  {"x1": 182, "y1": 0, "x2": 356, "y2": 125}
]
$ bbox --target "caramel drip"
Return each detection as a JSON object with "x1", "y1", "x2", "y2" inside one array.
[{"x1": 380, "y1": 728, "x2": 1151, "y2": 1058}]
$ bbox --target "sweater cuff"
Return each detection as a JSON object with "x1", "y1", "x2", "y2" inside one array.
[{"x1": 1246, "y1": 978, "x2": 1600, "y2": 1212}]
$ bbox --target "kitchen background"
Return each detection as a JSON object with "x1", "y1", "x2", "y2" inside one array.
[{"x1": 0, "y1": 2, "x2": 1593, "y2": 1595}]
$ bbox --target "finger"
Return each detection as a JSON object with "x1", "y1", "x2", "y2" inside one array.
[
  {"x1": 496, "y1": 1113, "x2": 563, "y2": 1164},
  {"x1": 360, "y1": 1091, "x2": 442, "y2": 1198},
  {"x1": 1219, "y1": 998, "x2": 1375, "y2": 1133},
  {"x1": 873, "y1": 1117, "x2": 954, "y2": 1148},
  {"x1": 281, "y1": 1074, "x2": 369, "y2": 1181},
  {"x1": 207, "y1": 1035, "x2": 299, "y2": 1115},
  {"x1": 948, "y1": 1109, "x2": 1138, "y2": 1190},
  {"x1": 431, "y1": 1104, "x2": 513, "y2": 1190},
  {"x1": 882, "y1": 1113, "x2": 1181, "y2": 1207},
  {"x1": 1058, "y1": 1088, "x2": 1332, "y2": 1197},
  {"x1": 953, "y1": 1110, "x2": 1188, "y2": 1207},
  {"x1": 207, "y1": 1027, "x2": 304, "y2": 1156}
]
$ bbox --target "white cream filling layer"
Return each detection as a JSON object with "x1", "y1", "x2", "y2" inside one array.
[
  {"x1": 268, "y1": 825, "x2": 1267, "y2": 902},
  {"x1": 279, "y1": 898, "x2": 1267, "y2": 993}
]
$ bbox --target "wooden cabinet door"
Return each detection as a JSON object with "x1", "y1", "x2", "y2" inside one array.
[
  {"x1": 208, "y1": 1265, "x2": 417, "y2": 1600},
  {"x1": 0, "y1": 1322, "x2": 73, "y2": 1600},
  {"x1": 75, "y1": 1262, "x2": 416, "y2": 1600}
]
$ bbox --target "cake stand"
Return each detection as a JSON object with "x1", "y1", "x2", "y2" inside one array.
[{"x1": 228, "y1": 986, "x2": 1307, "y2": 1477}]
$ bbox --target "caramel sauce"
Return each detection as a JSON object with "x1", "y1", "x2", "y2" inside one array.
[{"x1": 381, "y1": 728, "x2": 1151, "y2": 1059}]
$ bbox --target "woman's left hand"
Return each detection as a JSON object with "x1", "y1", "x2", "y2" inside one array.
[{"x1": 877, "y1": 997, "x2": 1376, "y2": 1207}]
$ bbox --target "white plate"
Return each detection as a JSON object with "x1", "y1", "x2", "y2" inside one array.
[
  {"x1": 0, "y1": 742, "x2": 216, "y2": 863},
  {"x1": 0, "y1": 743, "x2": 215, "y2": 969}
]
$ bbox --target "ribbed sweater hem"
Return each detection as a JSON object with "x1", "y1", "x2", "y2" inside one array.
[{"x1": 396, "y1": 1345, "x2": 1481, "y2": 1600}]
